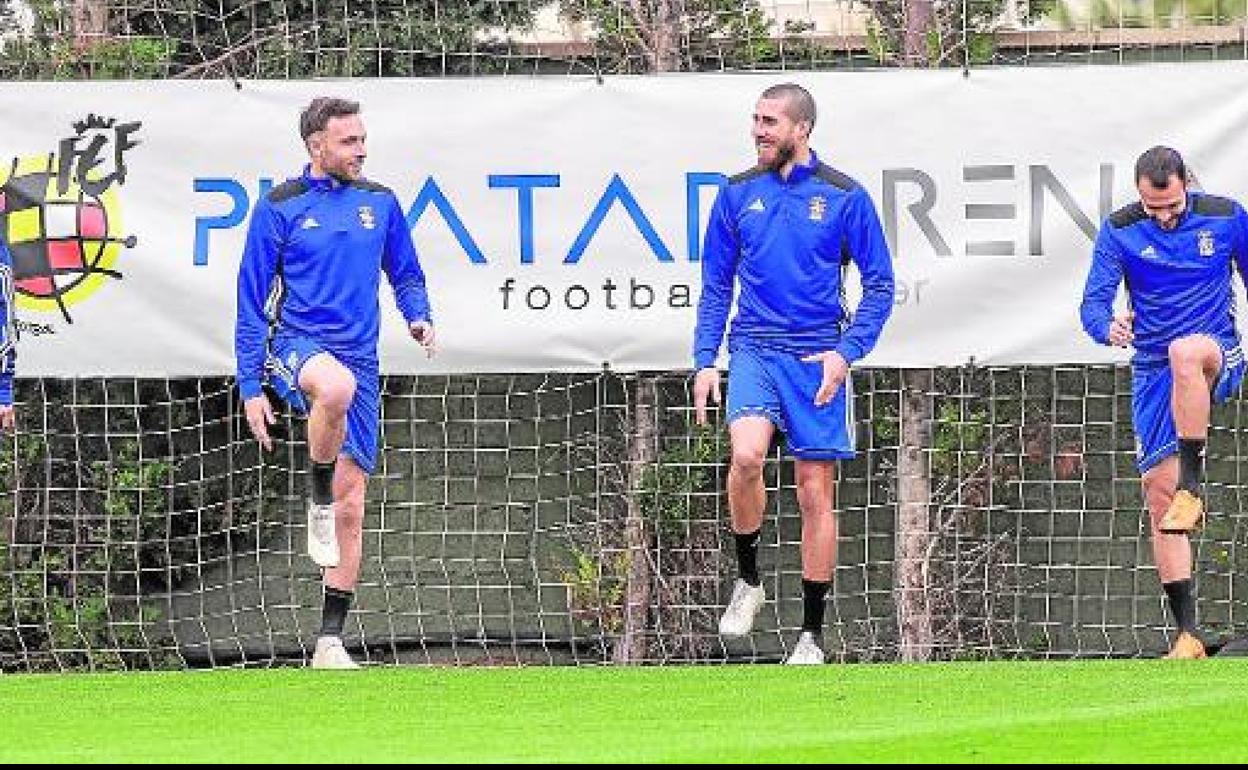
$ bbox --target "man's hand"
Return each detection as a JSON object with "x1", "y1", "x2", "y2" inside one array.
[
  {"x1": 410, "y1": 321, "x2": 437, "y2": 358},
  {"x1": 693, "y1": 367, "x2": 722, "y2": 426},
  {"x1": 0, "y1": 404, "x2": 13, "y2": 434},
  {"x1": 244, "y1": 395, "x2": 275, "y2": 452},
  {"x1": 1108, "y1": 312, "x2": 1134, "y2": 348},
  {"x1": 801, "y1": 350, "x2": 850, "y2": 407}
]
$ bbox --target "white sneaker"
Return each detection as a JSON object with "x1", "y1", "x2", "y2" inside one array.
[
  {"x1": 784, "y1": 631, "x2": 826, "y2": 665},
  {"x1": 311, "y1": 635, "x2": 360, "y2": 669},
  {"x1": 718, "y1": 579, "x2": 765, "y2": 638},
  {"x1": 307, "y1": 500, "x2": 340, "y2": 568}
]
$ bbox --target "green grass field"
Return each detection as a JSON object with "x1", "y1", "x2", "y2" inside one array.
[{"x1": 2, "y1": 659, "x2": 1246, "y2": 762}]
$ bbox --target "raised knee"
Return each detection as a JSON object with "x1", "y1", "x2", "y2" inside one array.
[
  {"x1": 316, "y1": 374, "x2": 357, "y2": 414},
  {"x1": 1167, "y1": 338, "x2": 1208, "y2": 374}
]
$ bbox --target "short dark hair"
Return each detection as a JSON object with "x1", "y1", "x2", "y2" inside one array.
[
  {"x1": 299, "y1": 97, "x2": 360, "y2": 141},
  {"x1": 1135, "y1": 146, "x2": 1186, "y2": 188},
  {"x1": 760, "y1": 83, "x2": 816, "y2": 129}
]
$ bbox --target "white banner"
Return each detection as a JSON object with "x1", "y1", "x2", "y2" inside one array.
[{"x1": 3, "y1": 62, "x2": 1248, "y2": 376}]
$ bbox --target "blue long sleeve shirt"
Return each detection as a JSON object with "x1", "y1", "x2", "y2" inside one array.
[
  {"x1": 1080, "y1": 192, "x2": 1248, "y2": 366},
  {"x1": 235, "y1": 167, "x2": 432, "y2": 399},
  {"x1": 0, "y1": 238, "x2": 14, "y2": 406},
  {"x1": 693, "y1": 152, "x2": 895, "y2": 370}
]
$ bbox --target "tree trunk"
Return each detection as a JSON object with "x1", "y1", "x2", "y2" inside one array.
[
  {"x1": 71, "y1": 0, "x2": 109, "y2": 51},
  {"x1": 652, "y1": 0, "x2": 679, "y2": 72},
  {"x1": 903, "y1": 0, "x2": 934, "y2": 66},
  {"x1": 895, "y1": 368, "x2": 934, "y2": 661},
  {"x1": 629, "y1": 0, "x2": 681, "y2": 72},
  {"x1": 614, "y1": 374, "x2": 657, "y2": 663}
]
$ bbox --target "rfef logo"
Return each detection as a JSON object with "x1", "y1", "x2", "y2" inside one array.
[{"x1": 0, "y1": 115, "x2": 140, "y2": 323}]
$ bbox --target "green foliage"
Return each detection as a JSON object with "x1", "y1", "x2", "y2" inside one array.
[
  {"x1": 638, "y1": 425, "x2": 723, "y2": 539},
  {"x1": 559, "y1": 0, "x2": 772, "y2": 72},
  {"x1": 1026, "y1": 630, "x2": 1051, "y2": 653},
  {"x1": 0, "y1": 36, "x2": 174, "y2": 79},
  {"x1": 1, "y1": 431, "x2": 178, "y2": 670},
  {"x1": 0, "y1": 0, "x2": 173, "y2": 78},
  {"x1": 931, "y1": 401, "x2": 989, "y2": 478},
  {"x1": 867, "y1": 0, "x2": 1059, "y2": 67},
  {"x1": 127, "y1": 0, "x2": 537, "y2": 77},
  {"x1": 561, "y1": 546, "x2": 628, "y2": 634},
  {"x1": 1200, "y1": 508, "x2": 1248, "y2": 586},
  {"x1": 555, "y1": 403, "x2": 727, "y2": 652},
  {"x1": 1052, "y1": 0, "x2": 1246, "y2": 29},
  {"x1": 0, "y1": 378, "x2": 277, "y2": 671},
  {"x1": 1, "y1": 0, "x2": 537, "y2": 78}
]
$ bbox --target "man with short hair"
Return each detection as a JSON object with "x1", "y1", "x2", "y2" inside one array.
[
  {"x1": 693, "y1": 83, "x2": 895, "y2": 664},
  {"x1": 235, "y1": 96, "x2": 435, "y2": 669},
  {"x1": 1080, "y1": 145, "x2": 1248, "y2": 659}
]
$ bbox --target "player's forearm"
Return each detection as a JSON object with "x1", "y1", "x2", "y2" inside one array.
[
  {"x1": 1079, "y1": 285, "x2": 1115, "y2": 345},
  {"x1": 394, "y1": 282, "x2": 432, "y2": 325},
  {"x1": 1080, "y1": 306, "x2": 1113, "y2": 346},
  {"x1": 836, "y1": 276, "x2": 894, "y2": 364},
  {"x1": 0, "y1": 331, "x2": 11, "y2": 401},
  {"x1": 234, "y1": 242, "x2": 278, "y2": 398},
  {"x1": 0, "y1": 319, "x2": 13, "y2": 403},
  {"x1": 234, "y1": 313, "x2": 268, "y2": 399},
  {"x1": 1081, "y1": 239, "x2": 1123, "y2": 346},
  {"x1": 693, "y1": 296, "x2": 730, "y2": 369}
]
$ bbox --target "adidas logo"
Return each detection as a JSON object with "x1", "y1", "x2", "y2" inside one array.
[
  {"x1": 747, "y1": 198, "x2": 765, "y2": 213},
  {"x1": 301, "y1": 217, "x2": 321, "y2": 230},
  {"x1": 1141, "y1": 245, "x2": 1156, "y2": 258}
]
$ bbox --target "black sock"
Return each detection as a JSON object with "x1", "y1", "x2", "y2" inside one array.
[
  {"x1": 320, "y1": 586, "x2": 354, "y2": 637},
  {"x1": 734, "y1": 529, "x2": 761, "y2": 587},
  {"x1": 311, "y1": 460, "x2": 336, "y2": 506},
  {"x1": 801, "y1": 579, "x2": 831, "y2": 635},
  {"x1": 1177, "y1": 439, "x2": 1206, "y2": 496},
  {"x1": 1163, "y1": 579, "x2": 1197, "y2": 633}
]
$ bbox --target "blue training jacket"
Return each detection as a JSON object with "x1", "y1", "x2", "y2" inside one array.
[
  {"x1": 0, "y1": 238, "x2": 14, "y2": 406},
  {"x1": 1080, "y1": 192, "x2": 1248, "y2": 366},
  {"x1": 693, "y1": 151, "x2": 895, "y2": 370},
  {"x1": 235, "y1": 166, "x2": 432, "y2": 400}
]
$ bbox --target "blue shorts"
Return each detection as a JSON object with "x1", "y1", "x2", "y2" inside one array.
[
  {"x1": 265, "y1": 331, "x2": 381, "y2": 475},
  {"x1": 1132, "y1": 343, "x2": 1245, "y2": 473},
  {"x1": 725, "y1": 347, "x2": 855, "y2": 461}
]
